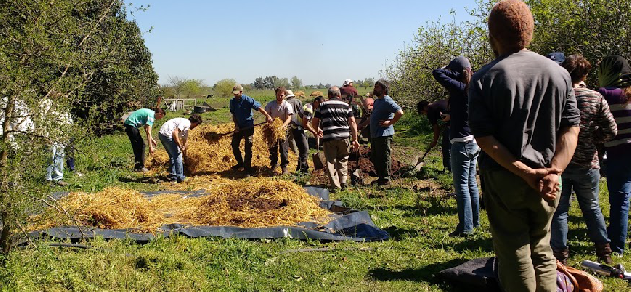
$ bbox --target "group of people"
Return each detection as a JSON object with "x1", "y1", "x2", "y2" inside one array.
[
  {"x1": 412, "y1": 1, "x2": 631, "y2": 291},
  {"x1": 228, "y1": 79, "x2": 402, "y2": 190}
]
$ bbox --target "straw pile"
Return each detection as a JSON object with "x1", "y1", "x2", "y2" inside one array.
[
  {"x1": 31, "y1": 177, "x2": 332, "y2": 233},
  {"x1": 146, "y1": 150, "x2": 170, "y2": 170},
  {"x1": 183, "y1": 122, "x2": 296, "y2": 175},
  {"x1": 262, "y1": 118, "x2": 287, "y2": 145}
]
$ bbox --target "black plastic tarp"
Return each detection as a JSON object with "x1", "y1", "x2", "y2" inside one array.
[{"x1": 28, "y1": 186, "x2": 390, "y2": 243}]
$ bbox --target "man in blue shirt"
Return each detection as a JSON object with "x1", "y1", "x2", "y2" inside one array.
[
  {"x1": 230, "y1": 84, "x2": 273, "y2": 173},
  {"x1": 370, "y1": 79, "x2": 404, "y2": 186}
]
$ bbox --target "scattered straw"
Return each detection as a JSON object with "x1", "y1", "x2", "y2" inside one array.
[
  {"x1": 262, "y1": 118, "x2": 286, "y2": 145},
  {"x1": 31, "y1": 177, "x2": 331, "y2": 233}
]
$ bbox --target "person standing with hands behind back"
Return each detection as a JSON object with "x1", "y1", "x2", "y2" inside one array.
[
  {"x1": 469, "y1": 1, "x2": 580, "y2": 291},
  {"x1": 370, "y1": 79, "x2": 404, "y2": 186}
]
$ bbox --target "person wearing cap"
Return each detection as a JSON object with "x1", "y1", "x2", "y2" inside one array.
[
  {"x1": 546, "y1": 52, "x2": 565, "y2": 65},
  {"x1": 230, "y1": 84, "x2": 273, "y2": 174},
  {"x1": 597, "y1": 55, "x2": 631, "y2": 255},
  {"x1": 469, "y1": 1, "x2": 580, "y2": 291},
  {"x1": 370, "y1": 79, "x2": 404, "y2": 186},
  {"x1": 417, "y1": 99, "x2": 451, "y2": 172},
  {"x1": 124, "y1": 107, "x2": 166, "y2": 172},
  {"x1": 265, "y1": 87, "x2": 294, "y2": 175},
  {"x1": 285, "y1": 90, "x2": 309, "y2": 172},
  {"x1": 340, "y1": 79, "x2": 358, "y2": 98},
  {"x1": 158, "y1": 114, "x2": 203, "y2": 183},
  {"x1": 433, "y1": 56, "x2": 480, "y2": 236}
]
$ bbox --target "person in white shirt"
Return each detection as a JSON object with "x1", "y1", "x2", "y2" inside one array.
[
  {"x1": 158, "y1": 114, "x2": 202, "y2": 183},
  {"x1": 265, "y1": 87, "x2": 293, "y2": 175}
]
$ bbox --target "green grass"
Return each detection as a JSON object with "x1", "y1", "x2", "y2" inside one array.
[{"x1": 3, "y1": 110, "x2": 631, "y2": 291}]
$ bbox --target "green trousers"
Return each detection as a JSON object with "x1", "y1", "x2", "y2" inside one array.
[
  {"x1": 371, "y1": 136, "x2": 392, "y2": 181},
  {"x1": 481, "y1": 168, "x2": 560, "y2": 292}
]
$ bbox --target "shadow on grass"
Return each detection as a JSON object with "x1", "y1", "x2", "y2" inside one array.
[{"x1": 118, "y1": 176, "x2": 167, "y2": 184}]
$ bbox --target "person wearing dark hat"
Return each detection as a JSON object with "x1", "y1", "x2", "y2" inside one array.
[
  {"x1": 230, "y1": 84, "x2": 273, "y2": 174},
  {"x1": 468, "y1": 1, "x2": 580, "y2": 291},
  {"x1": 546, "y1": 52, "x2": 565, "y2": 65},
  {"x1": 433, "y1": 56, "x2": 479, "y2": 237},
  {"x1": 597, "y1": 55, "x2": 631, "y2": 255}
]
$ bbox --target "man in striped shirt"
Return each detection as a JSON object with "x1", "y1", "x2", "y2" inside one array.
[{"x1": 312, "y1": 86, "x2": 360, "y2": 191}]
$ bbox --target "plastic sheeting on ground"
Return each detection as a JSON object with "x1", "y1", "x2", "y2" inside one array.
[{"x1": 28, "y1": 186, "x2": 390, "y2": 243}]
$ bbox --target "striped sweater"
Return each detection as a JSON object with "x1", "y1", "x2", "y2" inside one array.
[
  {"x1": 599, "y1": 87, "x2": 631, "y2": 156},
  {"x1": 314, "y1": 99, "x2": 352, "y2": 142},
  {"x1": 568, "y1": 87, "x2": 617, "y2": 169}
]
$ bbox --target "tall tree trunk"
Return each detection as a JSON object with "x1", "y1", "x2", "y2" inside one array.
[{"x1": 0, "y1": 96, "x2": 15, "y2": 255}]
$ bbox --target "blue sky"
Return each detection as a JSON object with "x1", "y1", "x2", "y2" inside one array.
[{"x1": 127, "y1": 0, "x2": 477, "y2": 86}]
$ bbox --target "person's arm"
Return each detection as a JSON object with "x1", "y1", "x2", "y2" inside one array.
[
  {"x1": 427, "y1": 123, "x2": 440, "y2": 150},
  {"x1": 432, "y1": 68, "x2": 465, "y2": 91},
  {"x1": 282, "y1": 114, "x2": 292, "y2": 128},
  {"x1": 539, "y1": 126, "x2": 580, "y2": 198},
  {"x1": 172, "y1": 127, "x2": 185, "y2": 152},
  {"x1": 257, "y1": 107, "x2": 273, "y2": 123},
  {"x1": 476, "y1": 135, "x2": 560, "y2": 200},
  {"x1": 596, "y1": 97, "x2": 618, "y2": 142},
  {"x1": 302, "y1": 117, "x2": 317, "y2": 136},
  {"x1": 144, "y1": 125, "x2": 156, "y2": 153},
  {"x1": 311, "y1": 117, "x2": 323, "y2": 138},
  {"x1": 378, "y1": 109, "x2": 404, "y2": 127},
  {"x1": 349, "y1": 116, "x2": 360, "y2": 150}
]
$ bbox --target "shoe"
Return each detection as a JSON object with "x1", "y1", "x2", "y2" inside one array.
[
  {"x1": 449, "y1": 230, "x2": 472, "y2": 238},
  {"x1": 553, "y1": 248, "x2": 569, "y2": 265},
  {"x1": 176, "y1": 178, "x2": 185, "y2": 183},
  {"x1": 596, "y1": 243, "x2": 613, "y2": 265},
  {"x1": 378, "y1": 179, "x2": 391, "y2": 186},
  {"x1": 281, "y1": 166, "x2": 288, "y2": 175},
  {"x1": 134, "y1": 167, "x2": 149, "y2": 173},
  {"x1": 341, "y1": 183, "x2": 347, "y2": 190},
  {"x1": 231, "y1": 163, "x2": 244, "y2": 170}
]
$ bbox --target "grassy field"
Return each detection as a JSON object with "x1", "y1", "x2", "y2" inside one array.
[{"x1": 1, "y1": 93, "x2": 630, "y2": 291}]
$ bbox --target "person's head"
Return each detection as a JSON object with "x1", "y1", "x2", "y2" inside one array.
[
  {"x1": 189, "y1": 113, "x2": 203, "y2": 130},
  {"x1": 561, "y1": 55, "x2": 591, "y2": 85},
  {"x1": 448, "y1": 56, "x2": 473, "y2": 85},
  {"x1": 154, "y1": 108, "x2": 166, "y2": 120},
  {"x1": 363, "y1": 97, "x2": 374, "y2": 111},
  {"x1": 328, "y1": 86, "x2": 341, "y2": 100},
  {"x1": 373, "y1": 79, "x2": 390, "y2": 97},
  {"x1": 488, "y1": 0, "x2": 534, "y2": 56},
  {"x1": 546, "y1": 52, "x2": 566, "y2": 65},
  {"x1": 313, "y1": 96, "x2": 324, "y2": 109},
  {"x1": 598, "y1": 55, "x2": 631, "y2": 103},
  {"x1": 285, "y1": 90, "x2": 295, "y2": 99},
  {"x1": 417, "y1": 100, "x2": 430, "y2": 115},
  {"x1": 343, "y1": 79, "x2": 353, "y2": 87},
  {"x1": 275, "y1": 86, "x2": 286, "y2": 101},
  {"x1": 232, "y1": 84, "x2": 244, "y2": 98}
]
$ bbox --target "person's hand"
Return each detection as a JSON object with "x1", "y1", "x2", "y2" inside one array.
[
  {"x1": 266, "y1": 116, "x2": 273, "y2": 124},
  {"x1": 379, "y1": 119, "x2": 392, "y2": 127},
  {"x1": 441, "y1": 114, "x2": 451, "y2": 122},
  {"x1": 352, "y1": 139, "x2": 360, "y2": 150},
  {"x1": 149, "y1": 145, "x2": 155, "y2": 154},
  {"x1": 180, "y1": 145, "x2": 186, "y2": 153},
  {"x1": 151, "y1": 139, "x2": 157, "y2": 147},
  {"x1": 316, "y1": 129, "x2": 324, "y2": 138},
  {"x1": 540, "y1": 173, "x2": 560, "y2": 201}
]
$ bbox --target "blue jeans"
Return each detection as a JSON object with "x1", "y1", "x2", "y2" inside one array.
[
  {"x1": 159, "y1": 134, "x2": 185, "y2": 181},
  {"x1": 551, "y1": 167, "x2": 609, "y2": 250},
  {"x1": 451, "y1": 141, "x2": 480, "y2": 233},
  {"x1": 607, "y1": 151, "x2": 631, "y2": 254},
  {"x1": 46, "y1": 143, "x2": 65, "y2": 181}
]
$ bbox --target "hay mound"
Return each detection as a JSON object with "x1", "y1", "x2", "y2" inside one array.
[
  {"x1": 262, "y1": 118, "x2": 286, "y2": 145},
  {"x1": 146, "y1": 150, "x2": 169, "y2": 170},
  {"x1": 31, "y1": 177, "x2": 331, "y2": 233},
  {"x1": 184, "y1": 122, "x2": 296, "y2": 175}
]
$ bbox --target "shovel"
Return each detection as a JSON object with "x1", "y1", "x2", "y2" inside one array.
[{"x1": 414, "y1": 151, "x2": 429, "y2": 172}]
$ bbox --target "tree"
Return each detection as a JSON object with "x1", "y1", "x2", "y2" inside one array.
[
  {"x1": 363, "y1": 78, "x2": 375, "y2": 89},
  {"x1": 263, "y1": 76, "x2": 278, "y2": 89},
  {"x1": 0, "y1": 0, "x2": 158, "y2": 254},
  {"x1": 253, "y1": 77, "x2": 265, "y2": 90},
  {"x1": 290, "y1": 76, "x2": 302, "y2": 89},
  {"x1": 274, "y1": 77, "x2": 290, "y2": 89},
  {"x1": 214, "y1": 79, "x2": 238, "y2": 98}
]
